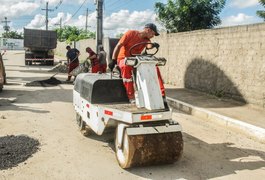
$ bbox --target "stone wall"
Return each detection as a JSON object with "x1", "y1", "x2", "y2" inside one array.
[{"x1": 55, "y1": 23, "x2": 265, "y2": 108}]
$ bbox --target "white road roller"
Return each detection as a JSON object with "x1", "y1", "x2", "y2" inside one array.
[{"x1": 73, "y1": 42, "x2": 183, "y2": 168}]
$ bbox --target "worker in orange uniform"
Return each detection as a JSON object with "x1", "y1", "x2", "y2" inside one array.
[
  {"x1": 85, "y1": 47, "x2": 100, "y2": 73},
  {"x1": 109, "y1": 23, "x2": 165, "y2": 103}
]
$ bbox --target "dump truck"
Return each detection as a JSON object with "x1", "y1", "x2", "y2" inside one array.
[{"x1": 24, "y1": 28, "x2": 57, "y2": 66}]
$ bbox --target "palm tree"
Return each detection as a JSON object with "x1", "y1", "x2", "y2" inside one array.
[{"x1": 257, "y1": 0, "x2": 265, "y2": 20}]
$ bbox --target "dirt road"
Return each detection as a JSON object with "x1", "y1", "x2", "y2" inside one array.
[{"x1": 0, "y1": 51, "x2": 265, "y2": 180}]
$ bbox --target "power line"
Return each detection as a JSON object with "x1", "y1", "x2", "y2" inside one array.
[
  {"x1": 105, "y1": 0, "x2": 122, "y2": 6},
  {"x1": 63, "y1": 0, "x2": 87, "y2": 25},
  {"x1": 54, "y1": 0, "x2": 63, "y2": 10},
  {"x1": 105, "y1": 0, "x2": 133, "y2": 14}
]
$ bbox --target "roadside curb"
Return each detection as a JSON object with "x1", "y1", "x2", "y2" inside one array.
[{"x1": 166, "y1": 97, "x2": 265, "y2": 143}]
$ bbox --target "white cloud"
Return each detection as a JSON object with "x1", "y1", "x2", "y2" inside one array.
[
  {"x1": 221, "y1": 13, "x2": 260, "y2": 27},
  {"x1": 0, "y1": 1, "x2": 39, "y2": 18},
  {"x1": 230, "y1": 0, "x2": 259, "y2": 8},
  {"x1": 43, "y1": 9, "x2": 159, "y2": 37},
  {"x1": 103, "y1": 9, "x2": 158, "y2": 37},
  {"x1": 41, "y1": 0, "x2": 93, "y2": 5},
  {"x1": 25, "y1": 14, "x2": 46, "y2": 29},
  {"x1": 0, "y1": 1, "x2": 160, "y2": 38}
]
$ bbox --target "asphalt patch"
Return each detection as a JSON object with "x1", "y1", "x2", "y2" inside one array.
[
  {"x1": 0, "y1": 135, "x2": 40, "y2": 170},
  {"x1": 25, "y1": 77, "x2": 62, "y2": 87}
]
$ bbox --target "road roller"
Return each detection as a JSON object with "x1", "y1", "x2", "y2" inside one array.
[{"x1": 73, "y1": 42, "x2": 183, "y2": 168}]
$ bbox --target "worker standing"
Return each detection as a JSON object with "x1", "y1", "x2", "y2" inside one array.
[
  {"x1": 109, "y1": 23, "x2": 165, "y2": 103},
  {"x1": 85, "y1": 47, "x2": 100, "y2": 73},
  {"x1": 66, "y1": 45, "x2": 80, "y2": 81},
  {"x1": 98, "y1": 45, "x2": 107, "y2": 73}
]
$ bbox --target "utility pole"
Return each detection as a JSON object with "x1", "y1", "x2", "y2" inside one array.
[
  {"x1": 2, "y1": 17, "x2": 10, "y2": 35},
  {"x1": 96, "y1": 0, "x2": 103, "y2": 53},
  {"x1": 85, "y1": 8, "x2": 88, "y2": 33},
  {"x1": 55, "y1": 17, "x2": 62, "y2": 29},
  {"x1": 42, "y1": 2, "x2": 53, "y2": 30},
  {"x1": 55, "y1": 18, "x2": 62, "y2": 41}
]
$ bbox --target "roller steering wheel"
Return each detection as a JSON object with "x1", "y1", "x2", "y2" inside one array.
[{"x1": 129, "y1": 42, "x2": 159, "y2": 57}]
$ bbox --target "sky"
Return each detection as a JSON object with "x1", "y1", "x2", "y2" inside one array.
[{"x1": 0, "y1": 0, "x2": 264, "y2": 38}]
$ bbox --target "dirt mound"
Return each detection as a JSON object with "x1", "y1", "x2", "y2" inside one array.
[{"x1": 0, "y1": 135, "x2": 40, "y2": 170}]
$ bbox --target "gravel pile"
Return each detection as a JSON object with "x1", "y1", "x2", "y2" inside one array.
[
  {"x1": 48, "y1": 63, "x2": 68, "y2": 73},
  {"x1": 0, "y1": 135, "x2": 40, "y2": 170}
]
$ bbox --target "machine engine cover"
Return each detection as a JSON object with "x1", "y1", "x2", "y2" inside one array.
[{"x1": 74, "y1": 73, "x2": 129, "y2": 104}]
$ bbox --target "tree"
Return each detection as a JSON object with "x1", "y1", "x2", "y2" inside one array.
[
  {"x1": 55, "y1": 26, "x2": 96, "y2": 43},
  {"x1": 155, "y1": 0, "x2": 226, "y2": 33},
  {"x1": 257, "y1": 0, "x2": 265, "y2": 20},
  {"x1": 2, "y1": 31, "x2": 23, "y2": 39},
  {"x1": 115, "y1": 33, "x2": 124, "y2": 38}
]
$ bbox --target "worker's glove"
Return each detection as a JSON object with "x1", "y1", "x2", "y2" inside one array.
[
  {"x1": 152, "y1": 42, "x2": 160, "y2": 49},
  {"x1": 108, "y1": 59, "x2": 117, "y2": 72}
]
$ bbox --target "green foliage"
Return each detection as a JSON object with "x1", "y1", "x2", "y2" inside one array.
[
  {"x1": 2, "y1": 31, "x2": 23, "y2": 39},
  {"x1": 115, "y1": 33, "x2": 124, "y2": 38},
  {"x1": 55, "y1": 26, "x2": 96, "y2": 43},
  {"x1": 155, "y1": 0, "x2": 226, "y2": 33},
  {"x1": 257, "y1": 0, "x2": 265, "y2": 20}
]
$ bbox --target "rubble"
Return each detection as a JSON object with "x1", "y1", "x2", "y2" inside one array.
[{"x1": 0, "y1": 135, "x2": 40, "y2": 170}]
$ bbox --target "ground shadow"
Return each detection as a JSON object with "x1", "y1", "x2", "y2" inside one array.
[
  {"x1": 82, "y1": 127, "x2": 116, "y2": 150},
  {"x1": 184, "y1": 58, "x2": 246, "y2": 103},
  {"x1": 126, "y1": 132, "x2": 265, "y2": 180},
  {"x1": 166, "y1": 88, "x2": 245, "y2": 108},
  {"x1": 0, "y1": 88, "x2": 73, "y2": 113}
]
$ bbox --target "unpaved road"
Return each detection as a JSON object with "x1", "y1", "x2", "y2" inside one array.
[{"x1": 0, "y1": 51, "x2": 265, "y2": 180}]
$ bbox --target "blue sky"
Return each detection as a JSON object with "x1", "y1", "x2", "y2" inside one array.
[{"x1": 0, "y1": 0, "x2": 264, "y2": 37}]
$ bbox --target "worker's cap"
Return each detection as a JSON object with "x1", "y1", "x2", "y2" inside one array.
[
  {"x1": 66, "y1": 45, "x2": 71, "y2": 49},
  {"x1": 144, "y1": 23, "x2": 159, "y2": 36}
]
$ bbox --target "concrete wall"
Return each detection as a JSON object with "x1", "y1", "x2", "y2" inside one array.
[
  {"x1": 155, "y1": 23, "x2": 265, "y2": 108},
  {"x1": 55, "y1": 39, "x2": 96, "y2": 63},
  {"x1": 55, "y1": 22, "x2": 265, "y2": 108},
  {"x1": 0, "y1": 38, "x2": 24, "y2": 50}
]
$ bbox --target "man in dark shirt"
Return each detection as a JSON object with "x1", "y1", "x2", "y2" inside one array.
[{"x1": 66, "y1": 45, "x2": 80, "y2": 81}]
